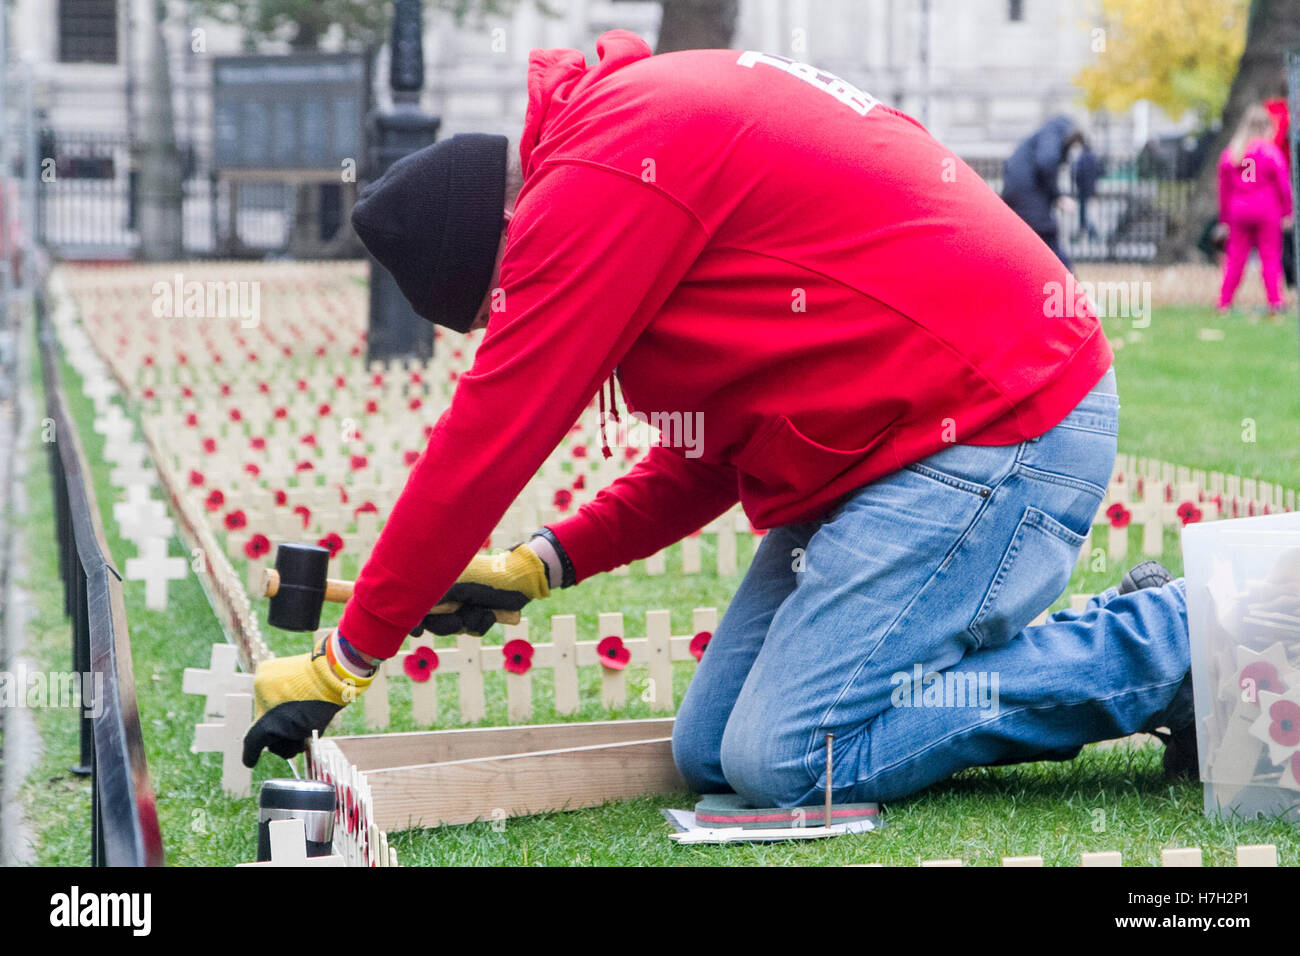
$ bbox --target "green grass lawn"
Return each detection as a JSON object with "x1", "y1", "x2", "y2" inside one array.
[{"x1": 16, "y1": 302, "x2": 1300, "y2": 866}]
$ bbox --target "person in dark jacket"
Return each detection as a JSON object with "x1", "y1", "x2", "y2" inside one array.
[
  {"x1": 1002, "y1": 114, "x2": 1086, "y2": 270},
  {"x1": 1071, "y1": 143, "x2": 1104, "y2": 244}
]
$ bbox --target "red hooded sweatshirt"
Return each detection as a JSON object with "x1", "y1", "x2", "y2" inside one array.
[{"x1": 339, "y1": 30, "x2": 1113, "y2": 658}]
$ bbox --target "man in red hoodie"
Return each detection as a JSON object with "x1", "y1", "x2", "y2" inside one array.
[{"x1": 244, "y1": 32, "x2": 1194, "y2": 806}]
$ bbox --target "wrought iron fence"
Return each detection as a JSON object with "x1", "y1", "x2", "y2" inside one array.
[
  {"x1": 37, "y1": 289, "x2": 164, "y2": 866},
  {"x1": 963, "y1": 153, "x2": 1197, "y2": 263},
  {"x1": 35, "y1": 128, "x2": 296, "y2": 258}
]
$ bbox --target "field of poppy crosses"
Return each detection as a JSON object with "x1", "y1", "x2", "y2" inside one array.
[{"x1": 15, "y1": 263, "x2": 1300, "y2": 866}]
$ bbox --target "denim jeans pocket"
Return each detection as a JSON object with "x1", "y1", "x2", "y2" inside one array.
[{"x1": 968, "y1": 505, "x2": 1088, "y2": 649}]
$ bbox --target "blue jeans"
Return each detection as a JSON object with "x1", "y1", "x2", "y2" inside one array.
[{"x1": 673, "y1": 367, "x2": 1190, "y2": 806}]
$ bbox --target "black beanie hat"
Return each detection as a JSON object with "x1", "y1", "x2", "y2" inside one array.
[{"x1": 351, "y1": 133, "x2": 508, "y2": 333}]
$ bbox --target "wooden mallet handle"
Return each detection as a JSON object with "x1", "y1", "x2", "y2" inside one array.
[{"x1": 262, "y1": 568, "x2": 522, "y2": 625}]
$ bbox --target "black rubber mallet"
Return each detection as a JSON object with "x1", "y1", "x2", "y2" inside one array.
[{"x1": 262, "y1": 542, "x2": 521, "y2": 632}]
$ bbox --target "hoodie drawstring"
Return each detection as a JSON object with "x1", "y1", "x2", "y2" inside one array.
[{"x1": 599, "y1": 371, "x2": 623, "y2": 460}]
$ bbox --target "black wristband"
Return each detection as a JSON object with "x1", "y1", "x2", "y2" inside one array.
[{"x1": 530, "y1": 526, "x2": 576, "y2": 589}]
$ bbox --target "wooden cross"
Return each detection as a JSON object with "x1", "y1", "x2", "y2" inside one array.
[
  {"x1": 92, "y1": 407, "x2": 135, "y2": 455},
  {"x1": 236, "y1": 818, "x2": 344, "y2": 868},
  {"x1": 108, "y1": 457, "x2": 158, "y2": 490},
  {"x1": 124, "y1": 536, "x2": 188, "y2": 610},
  {"x1": 192, "y1": 691, "x2": 253, "y2": 797},
  {"x1": 182, "y1": 643, "x2": 253, "y2": 721},
  {"x1": 81, "y1": 375, "x2": 119, "y2": 409},
  {"x1": 112, "y1": 486, "x2": 174, "y2": 543}
]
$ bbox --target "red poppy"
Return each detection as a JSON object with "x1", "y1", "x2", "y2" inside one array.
[
  {"x1": 624, "y1": 447, "x2": 640, "y2": 461},
  {"x1": 1176, "y1": 502, "x2": 1203, "y2": 525},
  {"x1": 220, "y1": 384, "x2": 231, "y2": 397},
  {"x1": 1164, "y1": 483, "x2": 1173, "y2": 503},
  {"x1": 318, "y1": 533, "x2": 344, "y2": 558},
  {"x1": 448, "y1": 371, "x2": 459, "y2": 383},
  {"x1": 354, "y1": 501, "x2": 378, "y2": 518},
  {"x1": 350, "y1": 346, "x2": 361, "y2": 357},
  {"x1": 184, "y1": 413, "x2": 198, "y2": 427},
  {"x1": 143, "y1": 355, "x2": 154, "y2": 366},
  {"x1": 178, "y1": 354, "x2": 189, "y2": 365},
  {"x1": 202, "y1": 437, "x2": 217, "y2": 454},
  {"x1": 403, "y1": 646, "x2": 438, "y2": 682},
  {"x1": 365, "y1": 400, "x2": 378, "y2": 414},
  {"x1": 204, "y1": 489, "x2": 225, "y2": 512},
  {"x1": 211, "y1": 354, "x2": 223, "y2": 364},
  {"x1": 572, "y1": 474, "x2": 586, "y2": 491},
  {"x1": 188, "y1": 469, "x2": 205, "y2": 487},
  {"x1": 350, "y1": 454, "x2": 368, "y2": 471},
  {"x1": 244, "y1": 463, "x2": 260, "y2": 477},
  {"x1": 410, "y1": 372, "x2": 422, "y2": 384},
  {"x1": 1106, "y1": 503, "x2": 1131, "y2": 528},
  {"x1": 142, "y1": 388, "x2": 156, "y2": 400},
  {"x1": 296, "y1": 461, "x2": 314, "y2": 472},
  {"x1": 503, "y1": 639, "x2": 534, "y2": 674},
  {"x1": 553, "y1": 489, "x2": 573, "y2": 511},
  {"x1": 293, "y1": 505, "x2": 311, "y2": 528},
  {"x1": 296, "y1": 379, "x2": 308, "y2": 391},
  {"x1": 572, "y1": 445, "x2": 588, "y2": 459},
  {"x1": 371, "y1": 373, "x2": 384, "y2": 387},
  {"x1": 243, "y1": 534, "x2": 271, "y2": 559},
  {"x1": 258, "y1": 382, "x2": 270, "y2": 394},
  {"x1": 408, "y1": 397, "x2": 423, "y2": 411},
  {"x1": 318, "y1": 403, "x2": 332, "y2": 417},
  {"x1": 229, "y1": 408, "x2": 242, "y2": 422},
  {"x1": 597, "y1": 635, "x2": 631, "y2": 670},
  {"x1": 282, "y1": 346, "x2": 293, "y2": 357},
  {"x1": 689, "y1": 630, "x2": 712, "y2": 661},
  {"x1": 247, "y1": 353, "x2": 258, "y2": 362},
  {"x1": 315, "y1": 346, "x2": 327, "y2": 358},
  {"x1": 250, "y1": 437, "x2": 266, "y2": 451},
  {"x1": 224, "y1": 510, "x2": 247, "y2": 530},
  {"x1": 337, "y1": 485, "x2": 350, "y2": 504},
  {"x1": 423, "y1": 425, "x2": 434, "y2": 440},
  {"x1": 1240, "y1": 661, "x2": 1283, "y2": 700},
  {"x1": 181, "y1": 386, "x2": 193, "y2": 398},
  {"x1": 452, "y1": 349, "x2": 463, "y2": 360},
  {"x1": 1267, "y1": 700, "x2": 1300, "y2": 747},
  {"x1": 274, "y1": 490, "x2": 287, "y2": 506},
  {"x1": 335, "y1": 376, "x2": 347, "y2": 389},
  {"x1": 404, "y1": 450, "x2": 420, "y2": 466},
  {"x1": 273, "y1": 407, "x2": 288, "y2": 419},
  {"x1": 299, "y1": 434, "x2": 317, "y2": 446}
]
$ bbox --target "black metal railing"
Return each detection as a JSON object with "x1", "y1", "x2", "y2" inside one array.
[
  {"x1": 964, "y1": 153, "x2": 1197, "y2": 263},
  {"x1": 36, "y1": 290, "x2": 164, "y2": 867}
]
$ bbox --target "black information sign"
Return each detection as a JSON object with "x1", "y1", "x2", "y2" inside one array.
[{"x1": 212, "y1": 53, "x2": 366, "y2": 171}]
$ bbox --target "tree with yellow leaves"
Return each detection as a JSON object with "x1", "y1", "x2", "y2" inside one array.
[{"x1": 1075, "y1": 0, "x2": 1249, "y2": 123}]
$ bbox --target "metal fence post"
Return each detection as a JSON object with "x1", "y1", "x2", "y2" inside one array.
[{"x1": 70, "y1": 559, "x2": 92, "y2": 776}]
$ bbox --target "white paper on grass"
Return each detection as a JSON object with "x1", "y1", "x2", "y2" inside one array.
[{"x1": 661, "y1": 808, "x2": 879, "y2": 844}]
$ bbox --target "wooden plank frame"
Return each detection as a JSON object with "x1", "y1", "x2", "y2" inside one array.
[{"x1": 319, "y1": 717, "x2": 684, "y2": 833}]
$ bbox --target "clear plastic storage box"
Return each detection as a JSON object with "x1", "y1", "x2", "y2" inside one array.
[{"x1": 1184, "y1": 511, "x2": 1300, "y2": 821}]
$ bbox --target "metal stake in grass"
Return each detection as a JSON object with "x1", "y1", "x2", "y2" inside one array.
[{"x1": 824, "y1": 733, "x2": 834, "y2": 829}]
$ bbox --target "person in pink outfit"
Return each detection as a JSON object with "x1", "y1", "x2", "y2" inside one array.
[{"x1": 1218, "y1": 104, "x2": 1294, "y2": 318}]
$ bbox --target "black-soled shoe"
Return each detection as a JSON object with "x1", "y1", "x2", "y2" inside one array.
[
  {"x1": 1119, "y1": 561, "x2": 1174, "y2": 595},
  {"x1": 1147, "y1": 671, "x2": 1198, "y2": 779}
]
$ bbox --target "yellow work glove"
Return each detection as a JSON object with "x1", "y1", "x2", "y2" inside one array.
[
  {"x1": 410, "y1": 543, "x2": 551, "y2": 637},
  {"x1": 241, "y1": 629, "x2": 373, "y2": 767}
]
